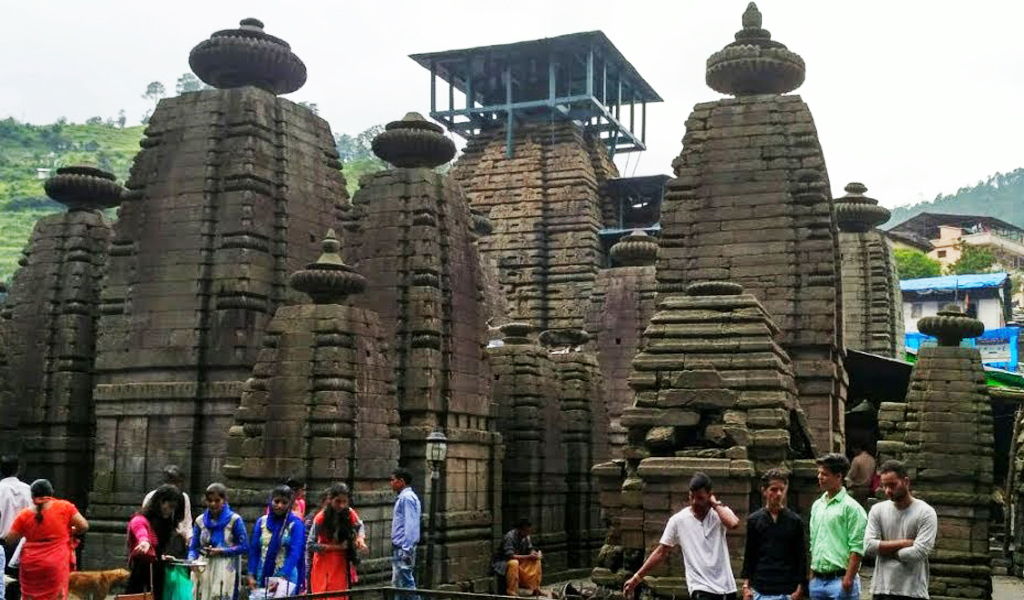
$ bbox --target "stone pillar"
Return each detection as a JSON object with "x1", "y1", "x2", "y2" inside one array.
[
  {"x1": 836, "y1": 183, "x2": 904, "y2": 357},
  {"x1": 657, "y1": 3, "x2": 846, "y2": 452},
  {"x1": 452, "y1": 120, "x2": 618, "y2": 332},
  {"x1": 223, "y1": 230, "x2": 399, "y2": 582},
  {"x1": 1, "y1": 167, "x2": 119, "y2": 506},
  {"x1": 344, "y1": 113, "x2": 498, "y2": 586},
  {"x1": 541, "y1": 329, "x2": 608, "y2": 570},
  {"x1": 900, "y1": 305, "x2": 993, "y2": 600},
  {"x1": 584, "y1": 230, "x2": 658, "y2": 455},
  {"x1": 488, "y1": 323, "x2": 568, "y2": 577},
  {"x1": 88, "y1": 18, "x2": 347, "y2": 563},
  {"x1": 592, "y1": 281, "x2": 815, "y2": 593}
]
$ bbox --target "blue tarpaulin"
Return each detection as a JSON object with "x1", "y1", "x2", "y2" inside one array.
[
  {"x1": 906, "y1": 325, "x2": 1020, "y2": 371},
  {"x1": 900, "y1": 272, "x2": 1008, "y2": 293}
]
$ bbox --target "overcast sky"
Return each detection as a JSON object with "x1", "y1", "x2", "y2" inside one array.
[{"x1": 3, "y1": 1, "x2": 1022, "y2": 209}]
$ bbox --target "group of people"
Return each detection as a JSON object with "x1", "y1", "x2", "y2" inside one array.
[
  {"x1": 0, "y1": 458, "x2": 424, "y2": 600},
  {"x1": 623, "y1": 453, "x2": 938, "y2": 600}
]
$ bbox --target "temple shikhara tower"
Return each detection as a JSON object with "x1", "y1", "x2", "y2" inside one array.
[
  {"x1": 656, "y1": 3, "x2": 846, "y2": 451},
  {"x1": 1, "y1": 167, "x2": 120, "y2": 507},
  {"x1": 86, "y1": 19, "x2": 347, "y2": 560},
  {"x1": 411, "y1": 32, "x2": 661, "y2": 332},
  {"x1": 835, "y1": 182, "x2": 904, "y2": 357}
]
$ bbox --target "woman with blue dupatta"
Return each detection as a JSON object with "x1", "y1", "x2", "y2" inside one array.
[
  {"x1": 188, "y1": 483, "x2": 247, "y2": 600},
  {"x1": 247, "y1": 485, "x2": 305, "y2": 598}
]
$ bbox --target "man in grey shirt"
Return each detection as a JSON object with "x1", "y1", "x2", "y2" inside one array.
[{"x1": 863, "y1": 460, "x2": 937, "y2": 599}]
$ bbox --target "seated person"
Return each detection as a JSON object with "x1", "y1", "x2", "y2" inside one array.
[{"x1": 493, "y1": 518, "x2": 543, "y2": 597}]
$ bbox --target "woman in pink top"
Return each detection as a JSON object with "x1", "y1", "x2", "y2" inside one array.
[{"x1": 126, "y1": 485, "x2": 185, "y2": 600}]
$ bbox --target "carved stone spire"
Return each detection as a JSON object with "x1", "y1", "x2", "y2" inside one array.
[
  {"x1": 288, "y1": 229, "x2": 366, "y2": 304},
  {"x1": 43, "y1": 166, "x2": 122, "y2": 211},
  {"x1": 189, "y1": 18, "x2": 307, "y2": 94},
  {"x1": 917, "y1": 303, "x2": 985, "y2": 347},
  {"x1": 706, "y1": 2, "x2": 805, "y2": 96},
  {"x1": 372, "y1": 112, "x2": 456, "y2": 168},
  {"x1": 609, "y1": 230, "x2": 658, "y2": 266},
  {"x1": 834, "y1": 182, "x2": 891, "y2": 233}
]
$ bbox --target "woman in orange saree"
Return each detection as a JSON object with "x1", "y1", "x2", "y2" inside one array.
[{"x1": 2, "y1": 480, "x2": 88, "y2": 600}]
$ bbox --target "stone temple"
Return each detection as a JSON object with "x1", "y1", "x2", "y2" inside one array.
[{"x1": 1, "y1": 5, "x2": 1019, "y2": 597}]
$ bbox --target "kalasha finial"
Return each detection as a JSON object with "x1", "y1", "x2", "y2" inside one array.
[
  {"x1": 706, "y1": 2, "x2": 805, "y2": 96},
  {"x1": 917, "y1": 303, "x2": 985, "y2": 347},
  {"x1": 44, "y1": 166, "x2": 123, "y2": 211},
  {"x1": 609, "y1": 230, "x2": 658, "y2": 266},
  {"x1": 288, "y1": 229, "x2": 366, "y2": 304},
  {"x1": 372, "y1": 112, "x2": 456, "y2": 168},
  {"x1": 834, "y1": 182, "x2": 891, "y2": 233},
  {"x1": 686, "y1": 281, "x2": 744, "y2": 296},
  {"x1": 499, "y1": 322, "x2": 535, "y2": 345},
  {"x1": 539, "y1": 328, "x2": 590, "y2": 349},
  {"x1": 189, "y1": 18, "x2": 306, "y2": 94}
]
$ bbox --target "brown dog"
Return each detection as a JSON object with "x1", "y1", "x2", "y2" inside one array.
[{"x1": 68, "y1": 568, "x2": 131, "y2": 600}]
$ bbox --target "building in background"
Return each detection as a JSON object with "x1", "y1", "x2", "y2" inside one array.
[
  {"x1": 901, "y1": 272, "x2": 1019, "y2": 370},
  {"x1": 888, "y1": 212, "x2": 1024, "y2": 271}
]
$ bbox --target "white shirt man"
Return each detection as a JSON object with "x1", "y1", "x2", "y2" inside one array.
[
  {"x1": 623, "y1": 472, "x2": 740, "y2": 600},
  {"x1": 0, "y1": 459, "x2": 32, "y2": 566}
]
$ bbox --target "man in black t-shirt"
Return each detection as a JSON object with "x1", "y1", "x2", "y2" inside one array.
[{"x1": 741, "y1": 468, "x2": 806, "y2": 600}]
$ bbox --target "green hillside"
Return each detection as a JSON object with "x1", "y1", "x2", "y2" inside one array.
[
  {"x1": 887, "y1": 168, "x2": 1024, "y2": 229},
  {"x1": 0, "y1": 118, "x2": 385, "y2": 283},
  {"x1": 0, "y1": 118, "x2": 143, "y2": 282}
]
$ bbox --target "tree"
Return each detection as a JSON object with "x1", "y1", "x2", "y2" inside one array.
[
  {"x1": 142, "y1": 81, "x2": 166, "y2": 103},
  {"x1": 175, "y1": 73, "x2": 207, "y2": 94},
  {"x1": 948, "y1": 242, "x2": 996, "y2": 275},
  {"x1": 85, "y1": 116, "x2": 104, "y2": 125},
  {"x1": 893, "y1": 247, "x2": 942, "y2": 279},
  {"x1": 116, "y1": 109, "x2": 126, "y2": 128},
  {"x1": 298, "y1": 101, "x2": 319, "y2": 115}
]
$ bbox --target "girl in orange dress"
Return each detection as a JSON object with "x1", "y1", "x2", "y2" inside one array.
[
  {"x1": 2, "y1": 480, "x2": 88, "y2": 600},
  {"x1": 306, "y1": 484, "x2": 366, "y2": 598}
]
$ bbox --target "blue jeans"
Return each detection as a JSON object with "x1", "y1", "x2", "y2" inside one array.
[
  {"x1": 809, "y1": 575, "x2": 859, "y2": 600},
  {"x1": 0, "y1": 544, "x2": 5, "y2": 600},
  {"x1": 391, "y1": 547, "x2": 419, "y2": 599},
  {"x1": 753, "y1": 592, "x2": 790, "y2": 600}
]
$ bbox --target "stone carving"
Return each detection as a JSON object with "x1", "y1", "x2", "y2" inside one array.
[
  {"x1": 1, "y1": 167, "x2": 119, "y2": 507},
  {"x1": 488, "y1": 323, "x2": 568, "y2": 576},
  {"x1": 584, "y1": 231, "x2": 658, "y2": 455},
  {"x1": 453, "y1": 120, "x2": 619, "y2": 331},
  {"x1": 659, "y1": 3, "x2": 846, "y2": 452},
  {"x1": 836, "y1": 183, "x2": 904, "y2": 357},
  {"x1": 224, "y1": 231, "x2": 399, "y2": 582},
  {"x1": 897, "y1": 305, "x2": 993, "y2": 600},
  {"x1": 343, "y1": 112, "x2": 498, "y2": 585},
  {"x1": 706, "y1": 2, "x2": 805, "y2": 96},
  {"x1": 87, "y1": 18, "x2": 347, "y2": 563},
  {"x1": 592, "y1": 281, "x2": 816, "y2": 593}
]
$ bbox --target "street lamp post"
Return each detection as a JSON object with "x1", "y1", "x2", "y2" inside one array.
[{"x1": 425, "y1": 429, "x2": 448, "y2": 588}]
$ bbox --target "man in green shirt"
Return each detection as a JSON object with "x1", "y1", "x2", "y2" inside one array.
[{"x1": 809, "y1": 453, "x2": 867, "y2": 599}]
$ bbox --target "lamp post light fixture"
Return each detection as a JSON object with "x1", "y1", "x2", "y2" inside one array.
[{"x1": 425, "y1": 428, "x2": 448, "y2": 587}]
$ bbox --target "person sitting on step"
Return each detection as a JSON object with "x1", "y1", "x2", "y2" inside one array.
[{"x1": 493, "y1": 518, "x2": 543, "y2": 597}]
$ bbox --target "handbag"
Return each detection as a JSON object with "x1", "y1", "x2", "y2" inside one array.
[{"x1": 116, "y1": 563, "x2": 154, "y2": 600}]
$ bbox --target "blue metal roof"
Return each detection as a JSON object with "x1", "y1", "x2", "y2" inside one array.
[{"x1": 900, "y1": 272, "x2": 1009, "y2": 293}]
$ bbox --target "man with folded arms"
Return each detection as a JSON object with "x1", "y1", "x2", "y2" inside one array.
[{"x1": 863, "y1": 460, "x2": 937, "y2": 600}]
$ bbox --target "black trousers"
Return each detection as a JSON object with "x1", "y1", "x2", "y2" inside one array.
[
  {"x1": 127, "y1": 560, "x2": 165, "y2": 600},
  {"x1": 873, "y1": 596, "x2": 921, "y2": 600},
  {"x1": 2, "y1": 541, "x2": 20, "y2": 600}
]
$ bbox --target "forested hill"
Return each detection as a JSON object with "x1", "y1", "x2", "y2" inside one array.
[
  {"x1": 887, "y1": 168, "x2": 1024, "y2": 229},
  {"x1": 0, "y1": 118, "x2": 385, "y2": 282}
]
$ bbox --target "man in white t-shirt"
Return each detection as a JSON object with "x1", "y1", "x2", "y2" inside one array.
[
  {"x1": 141, "y1": 464, "x2": 192, "y2": 553},
  {"x1": 623, "y1": 472, "x2": 740, "y2": 600}
]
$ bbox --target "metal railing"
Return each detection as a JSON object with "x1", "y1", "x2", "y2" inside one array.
[{"x1": 279, "y1": 585, "x2": 586, "y2": 600}]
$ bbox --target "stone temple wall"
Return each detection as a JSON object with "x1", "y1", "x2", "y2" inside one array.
[
  {"x1": 87, "y1": 23, "x2": 347, "y2": 561},
  {"x1": 343, "y1": 114, "x2": 499, "y2": 585},
  {"x1": 542, "y1": 329, "x2": 609, "y2": 569},
  {"x1": 584, "y1": 231, "x2": 658, "y2": 455},
  {"x1": 452, "y1": 120, "x2": 618, "y2": 332},
  {"x1": 488, "y1": 323, "x2": 569, "y2": 576},
  {"x1": 1, "y1": 167, "x2": 119, "y2": 507},
  {"x1": 224, "y1": 233, "x2": 400, "y2": 583}
]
